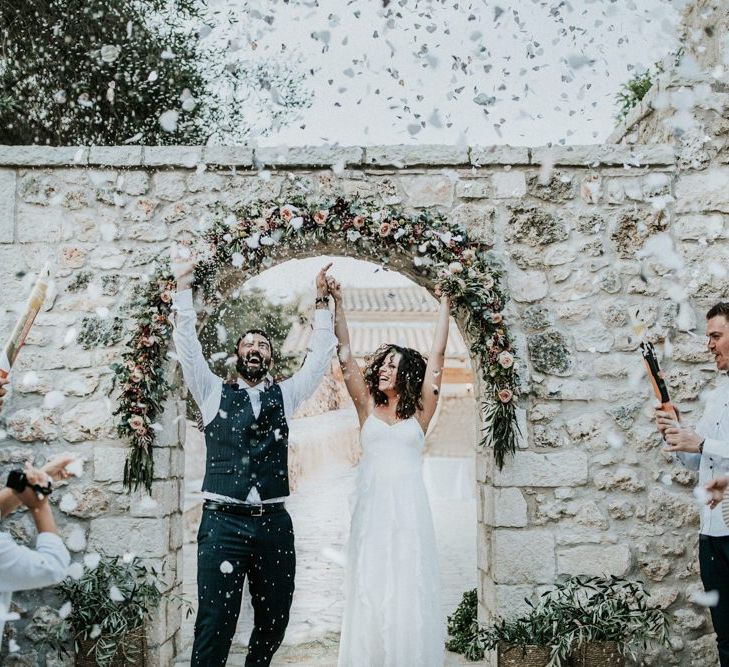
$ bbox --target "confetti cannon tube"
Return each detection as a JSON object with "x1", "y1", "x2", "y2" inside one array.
[
  {"x1": 639, "y1": 339, "x2": 678, "y2": 422},
  {"x1": 0, "y1": 265, "x2": 50, "y2": 379}
]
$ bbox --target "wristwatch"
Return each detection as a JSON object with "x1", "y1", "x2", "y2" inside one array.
[{"x1": 315, "y1": 296, "x2": 330, "y2": 306}]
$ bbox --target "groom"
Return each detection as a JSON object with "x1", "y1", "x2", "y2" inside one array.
[{"x1": 171, "y1": 253, "x2": 337, "y2": 667}]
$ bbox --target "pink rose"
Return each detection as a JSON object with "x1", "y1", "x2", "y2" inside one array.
[
  {"x1": 279, "y1": 205, "x2": 295, "y2": 222},
  {"x1": 462, "y1": 248, "x2": 477, "y2": 264},
  {"x1": 378, "y1": 222, "x2": 392, "y2": 237},
  {"x1": 130, "y1": 367, "x2": 145, "y2": 383},
  {"x1": 352, "y1": 215, "x2": 365, "y2": 229},
  {"x1": 128, "y1": 415, "x2": 145, "y2": 432},
  {"x1": 498, "y1": 388, "x2": 513, "y2": 403},
  {"x1": 140, "y1": 335, "x2": 156, "y2": 348},
  {"x1": 160, "y1": 290, "x2": 172, "y2": 304},
  {"x1": 313, "y1": 210, "x2": 329, "y2": 226},
  {"x1": 498, "y1": 351, "x2": 514, "y2": 369},
  {"x1": 491, "y1": 312, "x2": 503, "y2": 324}
]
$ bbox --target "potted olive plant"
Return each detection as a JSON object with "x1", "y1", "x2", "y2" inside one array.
[
  {"x1": 545, "y1": 576, "x2": 670, "y2": 667},
  {"x1": 450, "y1": 576, "x2": 670, "y2": 667},
  {"x1": 48, "y1": 553, "x2": 168, "y2": 667}
]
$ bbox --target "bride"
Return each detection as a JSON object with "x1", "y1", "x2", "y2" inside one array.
[{"x1": 327, "y1": 275, "x2": 450, "y2": 667}]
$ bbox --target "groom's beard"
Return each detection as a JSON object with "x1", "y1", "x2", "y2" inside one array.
[{"x1": 236, "y1": 353, "x2": 270, "y2": 384}]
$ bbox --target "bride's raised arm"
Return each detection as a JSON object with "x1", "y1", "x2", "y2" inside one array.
[
  {"x1": 418, "y1": 293, "x2": 450, "y2": 431},
  {"x1": 328, "y1": 277, "x2": 370, "y2": 425}
]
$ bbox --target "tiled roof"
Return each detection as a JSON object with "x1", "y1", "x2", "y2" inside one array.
[
  {"x1": 283, "y1": 287, "x2": 470, "y2": 362},
  {"x1": 342, "y1": 287, "x2": 439, "y2": 313}
]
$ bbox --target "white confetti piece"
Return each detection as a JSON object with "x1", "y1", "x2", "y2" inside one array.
[
  {"x1": 689, "y1": 589, "x2": 719, "y2": 608},
  {"x1": 65, "y1": 457, "x2": 85, "y2": 477},
  {"x1": 159, "y1": 110, "x2": 179, "y2": 133},
  {"x1": 58, "y1": 601, "x2": 73, "y2": 619},
  {"x1": 83, "y1": 553, "x2": 101, "y2": 570},
  {"x1": 220, "y1": 560, "x2": 234, "y2": 574}
]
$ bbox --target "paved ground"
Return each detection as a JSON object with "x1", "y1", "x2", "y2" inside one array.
[{"x1": 176, "y1": 413, "x2": 477, "y2": 665}]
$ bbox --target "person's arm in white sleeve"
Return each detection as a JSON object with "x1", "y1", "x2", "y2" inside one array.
[
  {"x1": 280, "y1": 309, "x2": 337, "y2": 418},
  {"x1": 171, "y1": 289, "x2": 222, "y2": 426},
  {"x1": 674, "y1": 451, "x2": 701, "y2": 471},
  {"x1": 0, "y1": 531, "x2": 70, "y2": 593},
  {"x1": 279, "y1": 264, "x2": 336, "y2": 417}
]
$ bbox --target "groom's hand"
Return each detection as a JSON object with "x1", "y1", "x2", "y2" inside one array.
[
  {"x1": 316, "y1": 263, "x2": 333, "y2": 297},
  {"x1": 171, "y1": 243, "x2": 195, "y2": 291}
]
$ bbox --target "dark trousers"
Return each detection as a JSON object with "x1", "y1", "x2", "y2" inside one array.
[
  {"x1": 191, "y1": 506, "x2": 296, "y2": 667},
  {"x1": 700, "y1": 535, "x2": 729, "y2": 666}
]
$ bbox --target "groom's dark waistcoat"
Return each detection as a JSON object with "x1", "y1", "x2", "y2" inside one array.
[{"x1": 202, "y1": 382, "x2": 290, "y2": 501}]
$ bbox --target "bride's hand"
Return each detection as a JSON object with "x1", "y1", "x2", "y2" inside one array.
[{"x1": 327, "y1": 276, "x2": 343, "y2": 303}]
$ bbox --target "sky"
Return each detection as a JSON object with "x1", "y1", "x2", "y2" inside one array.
[
  {"x1": 199, "y1": 0, "x2": 685, "y2": 296},
  {"x1": 201, "y1": 0, "x2": 684, "y2": 147}
]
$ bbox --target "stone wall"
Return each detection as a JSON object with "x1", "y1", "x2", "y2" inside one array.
[{"x1": 0, "y1": 141, "x2": 720, "y2": 665}]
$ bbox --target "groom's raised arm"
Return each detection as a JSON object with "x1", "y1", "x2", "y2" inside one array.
[
  {"x1": 171, "y1": 251, "x2": 222, "y2": 427},
  {"x1": 279, "y1": 264, "x2": 337, "y2": 418}
]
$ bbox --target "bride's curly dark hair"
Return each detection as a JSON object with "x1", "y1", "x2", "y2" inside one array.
[{"x1": 364, "y1": 344, "x2": 427, "y2": 420}]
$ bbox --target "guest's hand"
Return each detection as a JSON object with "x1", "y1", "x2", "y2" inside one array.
[
  {"x1": 15, "y1": 468, "x2": 52, "y2": 510},
  {"x1": 706, "y1": 477, "x2": 729, "y2": 509},
  {"x1": 326, "y1": 276, "x2": 342, "y2": 304},
  {"x1": 42, "y1": 454, "x2": 76, "y2": 482},
  {"x1": 171, "y1": 242, "x2": 195, "y2": 291},
  {"x1": 663, "y1": 424, "x2": 703, "y2": 453},
  {"x1": 655, "y1": 406, "x2": 680, "y2": 435},
  {"x1": 316, "y1": 263, "x2": 333, "y2": 298},
  {"x1": 0, "y1": 375, "x2": 8, "y2": 410}
]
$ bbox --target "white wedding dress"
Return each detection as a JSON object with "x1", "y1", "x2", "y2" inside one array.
[{"x1": 338, "y1": 414, "x2": 445, "y2": 667}]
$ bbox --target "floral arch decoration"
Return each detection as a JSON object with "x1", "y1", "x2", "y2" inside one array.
[{"x1": 113, "y1": 197, "x2": 521, "y2": 492}]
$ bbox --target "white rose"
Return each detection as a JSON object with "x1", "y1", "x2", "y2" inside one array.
[
  {"x1": 448, "y1": 261, "x2": 464, "y2": 274},
  {"x1": 498, "y1": 351, "x2": 514, "y2": 369}
]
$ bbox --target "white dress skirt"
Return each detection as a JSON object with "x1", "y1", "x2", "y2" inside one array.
[{"x1": 337, "y1": 414, "x2": 445, "y2": 667}]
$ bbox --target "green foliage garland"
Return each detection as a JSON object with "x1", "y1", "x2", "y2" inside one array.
[{"x1": 115, "y1": 196, "x2": 520, "y2": 491}]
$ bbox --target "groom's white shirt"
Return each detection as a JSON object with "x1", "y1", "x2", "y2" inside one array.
[{"x1": 172, "y1": 288, "x2": 336, "y2": 504}]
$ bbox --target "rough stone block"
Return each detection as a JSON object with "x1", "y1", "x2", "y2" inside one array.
[
  {"x1": 365, "y1": 144, "x2": 467, "y2": 166},
  {"x1": 676, "y1": 167, "x2": 729, "y2": 213},
  {"x1": 0, "y1": 146, "x2": 88, "y2": 166},
  {"x1": 484, "y1": 487, "x2": 528, "y2": 527},
  {"x1": 400, "y1": 175, "x2": 454, "y2": 208},
  {"x1": 471, "y1": 145, "x2": 530, "y2": 165},
  {"x1": 61, "y1": 399, "x2": 114, "y2": 442},
  {"x1": 93, "y1": 446, "x2": 129, "y2": 482},
  {"x1": 88, "y1": 146, "x2": 143, "y2": 167},
  {"x1": 152, "y1": 172, "x2": 187, "y2": 201},
  {"x1": 144, "y1": 146, "x2": 202, "y2": 168},
  {"x1": 256, "y1": 145, "x2": 363, "y2": 167},
  {"x1": 455, "y1": 179, "x2": 491, "y2": 199},
  {"x1": 508, "y1": 268, "x2": 548, "y2": 303},
  {"x1": 493, "y1": 451, "x2": 589, "y2": 487},
  {"x1": 557, "y1": 544, "x2": 632, "y2": 577},
  {"x1": 491, "y1": 171, "x2": 527, "y2": 198},
  {"x1": 88, "y1": 516, "x2": 170, "y2": 557},
  {"x1": 130, "y1": 480, "x2": 180, "y2": 517},
  {"x1": 203, "y1": 145, "x2": 254, "y2": 166},
  {"x1": 531, "y1": 144, "x2": 674, "y2": 166},
  {"x1": 493, "y1": 529, "x2": 555, "y2": 584},
  {"x1": 0, "y1": 169, "x2": 16, "y2": 243}
]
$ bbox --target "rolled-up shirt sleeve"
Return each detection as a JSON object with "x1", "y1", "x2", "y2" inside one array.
[
  {"x1": 280, "y1": 309, "x2": 337, "y2": 417},
  {"x1": 171, "y1": 289, "x2": 222, "y2": 426},
  {"x1": 675, "y1": 451, "x2": 701, "y2": 471},
  {"x1": 0, "y1": 532, "x2": 70, "y2": 593}
]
